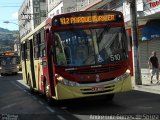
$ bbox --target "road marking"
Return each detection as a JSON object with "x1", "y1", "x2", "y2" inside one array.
[
  {"x1": 46, "y1": 106, "x2": 55, "y2": 113},
  {"x1": 17, "y1": 85, "x2": 23, "y2": 89},
  {"x1": 57, "y1": 115, "x2": 66, "y2": 120},
  {"x1": 32, "y1": 96, "x2": 37, "y2": 100},
  {"x1": 11, "y1": 81, "x2": 23, "y2": 90},
  {"x1": 38, "y1": 100, "x2": 44, "y2": 105},
  {"x1": 138, "y1": 106, "x2": 153, "y2": 109},
  {"x1": 23, "y1": 89, "x2": 27, "y2": 92},
  {"x1": 27, "y1": 92, "x2": 32, "y2": 95},
  {"x1": 1, "y1": 103, "x2": 17, "y2": 110}
]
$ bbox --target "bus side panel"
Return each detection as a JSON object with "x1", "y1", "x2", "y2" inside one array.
[
  {"x1": 39, "y1": 58, "x2": 44, "y2": 92},
  {"x1": 34, "y1": 59, "x2": 40, "y2": 90},
  {"x1": 21, "y1": 60, "x2": 27, "y2": 83}
]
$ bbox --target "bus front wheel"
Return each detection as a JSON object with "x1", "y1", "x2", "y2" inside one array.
[{"x1": 106, "y1": 94, "x2": 115, "y2": 101}]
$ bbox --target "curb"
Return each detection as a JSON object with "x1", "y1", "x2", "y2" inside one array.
[{"x1": 134, "y1": 85, "x2": 160, "y2": 94}]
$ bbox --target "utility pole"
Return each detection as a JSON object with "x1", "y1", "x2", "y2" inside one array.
[{"x1": 129, "y1": 0, "x2": 142, "y2": 85}]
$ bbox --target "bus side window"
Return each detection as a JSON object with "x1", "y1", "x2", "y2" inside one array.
[
  {"x1": 34, "y1": 33, "x2": 40, "y2": 59},
  {"x1": 40, "y1": 29, "x2": 46, "y2": 57},
  {"x1": 41, "y1": 44, "x2": 46, "y2": 57},
  {"x1": 26, "y1": 40, "x2": 30, "y2": 60}
]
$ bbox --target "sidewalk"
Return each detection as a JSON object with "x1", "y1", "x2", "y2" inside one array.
[{"x1": 133, "y1": 69, "x2": 160, "y2": 94}]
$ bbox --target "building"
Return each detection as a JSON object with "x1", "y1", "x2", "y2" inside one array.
[
  {"x1": 47, "y1": 0, "x2": 80, "y2": 17},
  {"x1": 18, "y1": 0, "x2": 47, "y2": 38}
]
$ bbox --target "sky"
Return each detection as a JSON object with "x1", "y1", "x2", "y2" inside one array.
[{"x1": 0, "y1": 0, "x2": 24, "y2": 31}]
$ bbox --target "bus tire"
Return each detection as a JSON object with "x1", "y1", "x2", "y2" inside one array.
[
  {"x1": 106, "y1": 94, "x2": 115, "y2": 101},
  {"x1": 1, "y1": 73, "x2": 4, "y2": 76},
  {"x1": 45, "y1": 80, "x2": 52, "y2": 105},
  {"x1": 14, "y1": 72, "x2": 18, "y2": 75},
  {"x1": 28, "y1": 75, "x2": 34, "y2": 94}
]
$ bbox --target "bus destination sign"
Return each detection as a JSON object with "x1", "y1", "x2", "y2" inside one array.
[
  {"x1": 53, "y1": 12, "x2": 122, "y2": 27},
  {"x1": 60, "y1": 14, "x2": 116, "y2": 25},
  {"x1": 1, "y1": 52, "x2": 15, "y2": 56}
]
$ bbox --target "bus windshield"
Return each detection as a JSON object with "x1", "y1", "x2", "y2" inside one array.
[
  {"x1": 54, "y1": 26, "x2": 128, "y2": 67},
  {"x1": 0, "y1": 56, "x2": 20, "y2": 66}
]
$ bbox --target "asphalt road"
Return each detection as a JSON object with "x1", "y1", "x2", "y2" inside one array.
[
  {"x1": 0, "y1": 72, "x2": 160, "y2": 120},
  {"x1": 0, "y1": 72, "x2": 78, "y2": 120}
]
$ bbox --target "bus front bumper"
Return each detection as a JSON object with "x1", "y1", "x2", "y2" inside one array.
[
  {"x1": 55, "y1": 74, "x2": 133, "y2": 100},
  {"x1": 0, "y1": 66, "x2": 19, "y2": 74}
]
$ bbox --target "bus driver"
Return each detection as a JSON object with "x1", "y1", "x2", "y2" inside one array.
[{"x1": 56, "y1": 47, "x2": 66, "y2": 65}]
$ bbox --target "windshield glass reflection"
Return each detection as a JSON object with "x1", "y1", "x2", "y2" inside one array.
[{"x1": 53, "y1": 27, "x2": 128, "y2": 66}]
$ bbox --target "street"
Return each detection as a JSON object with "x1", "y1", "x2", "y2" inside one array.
[
  {"x1": 0, "y1": 73, "x2": 78, "y2": 120},
  {"x1": 0, "y1": 73, "x2": 160, "y2": 120}
]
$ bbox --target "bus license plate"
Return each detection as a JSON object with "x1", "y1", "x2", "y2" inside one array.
[{"x1": 92, "y1": 86, "x2": 105, "y2": 92}]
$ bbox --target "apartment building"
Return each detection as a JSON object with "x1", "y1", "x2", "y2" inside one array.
[
  {"x1": 47, "y1": 0, "x2": 79, "y2": 17},
  {"x1": 18, "y1": 0, "x2": 47, "y2": 38}
]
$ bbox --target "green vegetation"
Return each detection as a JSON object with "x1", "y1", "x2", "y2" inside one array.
[{"x1": 0, "y1": 27, "x2": 18, "y2": 52}]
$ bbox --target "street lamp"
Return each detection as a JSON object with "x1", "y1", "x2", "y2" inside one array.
[
  {"x1": 3, "y1": 21, "x2": 19, "y2": 27},
  {"x1": 3, "y1": 21, "x2": 28, "y2": 31}
]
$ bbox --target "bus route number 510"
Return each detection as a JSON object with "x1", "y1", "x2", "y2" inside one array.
[{"x1": 110, "y1": 54, "x2": 121, "y2": 62}]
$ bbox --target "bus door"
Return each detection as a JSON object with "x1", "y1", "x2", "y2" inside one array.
[
  {"x1": 33, "y1": 32, "x2": 44, "y2": 90},
  {"x1": 21, "y1": 42, "x2": 28, "y2": 83},
  {"x1": 34, "y1": 31, "x2": 45, "y2": 91},
  {"x1": 29, "y1": 39, "x2": 36, "y2": 88}
]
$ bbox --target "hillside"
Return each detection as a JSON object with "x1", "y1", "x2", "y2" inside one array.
[
  {"x1": 0, "y1": 27, "x2": 18, "y2": 52},
  {"x1": 0, "y1": 28, "x2": 10, "y2": 33}
]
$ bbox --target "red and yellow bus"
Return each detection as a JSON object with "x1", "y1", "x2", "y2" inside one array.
[{"x1": 21, "y1": 10, "x2": 132, "y2": 101}]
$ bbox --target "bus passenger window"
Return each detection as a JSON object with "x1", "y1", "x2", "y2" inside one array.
[{"x1": 40, "y1": 44, "x2": 45, "y2": 57}]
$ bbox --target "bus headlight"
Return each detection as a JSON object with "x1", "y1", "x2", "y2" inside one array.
[
  {"x1": 17, "y1": 66, "x2": 19, "y2": 69},
  {"x1": 126, "y1": 69, "x2": 130, "y2": 74},
  {"x1": 117, "y1": 70, "x2": 130, "y2": 81},
  {"x1": 56, "y1": 74, "x2": 80, "y2": 86},
  {"x1": 0, "y1": 67, "x2": 2, "y2": 69}
]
